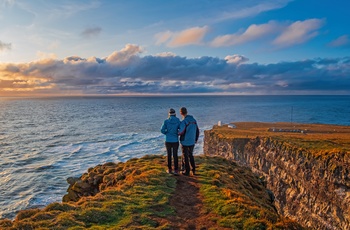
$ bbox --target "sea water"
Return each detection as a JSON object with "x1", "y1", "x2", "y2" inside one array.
[{"x1": 0, "y1": 95, "x2": 349, "y2": 219}]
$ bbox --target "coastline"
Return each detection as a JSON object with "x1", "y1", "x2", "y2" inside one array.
[
  {"x1": 204, "y1": 122, "x2": 350, "y2": 229},
  {"x1": 0, "y1": 122, "x2": 349, "y2": 229}
]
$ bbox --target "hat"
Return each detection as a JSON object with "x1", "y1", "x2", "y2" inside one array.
[{"x1": 169, "y1": 108, "x2": 176, "y2": 115}]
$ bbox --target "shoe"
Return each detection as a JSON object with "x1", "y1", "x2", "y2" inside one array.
[
  {"x1": 192, "y1": 171, "x2": 196, "y2": 176},
  {"x1": 166, "y1": 169, "x2": 173, "y2": 174},
  {"x1": 173, "y1": 170, "x2": 179, "y2": 176},
  {"x1": 181, "y1": 172, "x2": 190, "y2": 176}
]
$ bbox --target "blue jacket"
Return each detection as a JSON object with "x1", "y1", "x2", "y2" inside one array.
[
  {"x1": 161, "y1": 115, "x2": 180, "y2": 143},
  {"x1": 178, "y1": 115, "x2": 199, "y2": 146}
]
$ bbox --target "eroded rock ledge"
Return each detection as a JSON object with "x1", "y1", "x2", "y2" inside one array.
[{"x1": 204, "y1": 122, "x2": 350, "y2": 230}]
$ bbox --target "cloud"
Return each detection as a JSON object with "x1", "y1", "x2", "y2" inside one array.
[
  {"x1": 105, "y1": 44, "x2": 143, "y2": 64},
  {"x1": 155, "y1": 31, "x2": 173, "y2": 45},
  {"x1": 225, "y1": 55, "x2": 249, "y2": 64},
  {"x1": 210, "y1": 19, "x2": 324, "y2": 48},
  {"x1": 214, "y1": 0, "x2": 293, "y2": 22},
  {"x1": 155, "y1": 52, "x2": 177, "y2": 57},
  {"x1": 273, "y1": 19, "x2": 325, "y2": 47},
  {"x1": 0, "y1": 40, "x2": 12, "y2": 52},
  {"x1": 211, "y1": 21, "x2": 280, "y2": 47},
  {"x1": 155, "y1": 26, "x2": 209, "y2": 47},
  {"x1": 0, "y1": 44, "x2": 349, "y2": 96},
  {"x1": 46, "y1": 1, "x2": 101, "y2": 19},
  {"x1": 81, "y1": 26, "x2": 102, "y2": 38},
  {"x1": 329, "y1": 35, "x2": 350, "y2": 47}
]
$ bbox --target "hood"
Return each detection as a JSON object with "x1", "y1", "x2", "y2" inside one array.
[
  {"x1": 169, "y1": 115, "x2": 180, "y2": 123},
  {"x1": 184, "y1": 115, "x2": 196, "y2": 122}
]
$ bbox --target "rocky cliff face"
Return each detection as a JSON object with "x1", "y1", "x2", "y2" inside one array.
[{"x1": 204, "y1": 128, "x2": 350, "y2": 230}]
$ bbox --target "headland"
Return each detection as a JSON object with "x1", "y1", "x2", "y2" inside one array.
[
  {"x1": 204, "y1": 122, "x2": 350, "y2": 229},
  {"x1": 0, "y1": 154, "x2": 302, "y2": 229}
]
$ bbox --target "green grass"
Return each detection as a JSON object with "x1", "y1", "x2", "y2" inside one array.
[
  {"x1": 209, "y1": 122, "x2": 350, "y2": 156},
  {"x1": 0, "y1": 155, "x2": 177, "y2": 230},
  {"x1": 0, "y1": 155, "x2": 302, "y2": 229},
  {"x1": 196, "y1": 156, "x2": 303, "y2": 229}
]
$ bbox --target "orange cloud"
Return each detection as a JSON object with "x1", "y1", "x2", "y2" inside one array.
[
  {"x1": 211, "y1": 21, "x2": 280, "y2": 47},
  {"x1": 273, "y1": 19, "x2": 325, "y2": 47},
  {"x1": 155, "y1": 26, "x2": 209, "y2": 47},
  {"x1": 0, "y1": 44, "x2": 349, "y2": 96},
  {"x1": 328, "y1": 35, "x2": 350, "y2": 47},
  {"x1": 0, "y1": 62, "x2": 55, "y2": 95},
  {"x1": 106, "y1": 44, "x2": 143, "y2": 64}
]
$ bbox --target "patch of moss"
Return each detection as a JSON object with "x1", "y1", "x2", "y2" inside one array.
[
  {"x1": 15, "y1": 208, "x2": 41, "y2": 221},
  {"x1": 53, "y1": 212, "x2": 86, "y2": 229},
  {"x1": 44, "y1": 202, "x2": 78, "y2": 212}
]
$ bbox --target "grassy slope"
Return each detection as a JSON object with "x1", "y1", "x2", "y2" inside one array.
[{"x1": 0, "y1": 155, "x2": 302, "y2": 230}]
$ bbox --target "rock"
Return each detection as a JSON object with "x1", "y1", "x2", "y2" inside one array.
[
  {"x1": 204, "y1": 126, "x2": 350, "y2": 230},
  {"x1": 67, "y1": 177, "x2": 79, "y2": 185},
  {"x1": 63, "y1": 162, "x2": 122, "y2": 202}
]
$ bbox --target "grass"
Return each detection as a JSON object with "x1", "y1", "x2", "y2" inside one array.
[
  {"x1": 196, "y1": 156, "x2": 302, "y2": 229},
  {"x1": 210, "y1": 122, "x2": 350, "y2": 155},
  {"x1": 0, "y1": 154, "x2": 303, "y2": 229},
  {"x1": 1, "y1": 155, "x2": 177, "y2": 230}
]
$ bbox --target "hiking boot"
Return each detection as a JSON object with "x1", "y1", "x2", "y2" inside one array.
[
  {"x1": 166, "y1": 169, "x2": 173, "y2": 174},
  {"x1": 173, "y1": 170, "x2": 179, "y2": 175}
]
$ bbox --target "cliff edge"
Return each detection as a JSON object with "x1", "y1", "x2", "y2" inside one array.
[
  {"x1": 204, "y1": 122, "x2": 350, "y2": 230},
  {"x1": 0, "y1": 154, "x2": 302, "y2": 229}
]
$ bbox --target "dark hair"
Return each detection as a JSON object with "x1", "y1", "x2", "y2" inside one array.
[{"x1": 180, "y1": 107, "x2": 187, "y2": 115}]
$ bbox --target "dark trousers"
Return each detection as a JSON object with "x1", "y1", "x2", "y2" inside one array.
[
  {"x1": 181, "y1": 145, "x2": 195, "y2": 174},
  {"x1": 165, "y1": 142, "x2": 179, "y2": 171}
]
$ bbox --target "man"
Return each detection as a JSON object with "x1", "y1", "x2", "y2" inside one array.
[{"x1": 178, "y1": 107, "x2": 199, "y2": 176}]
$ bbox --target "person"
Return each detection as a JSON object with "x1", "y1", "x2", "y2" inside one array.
[
  {"x1": 178, "y1": 107, "x2": 199, "y2": 176},
  {"x1": 161, "y1": 108, "x2": 181, "y2": 175}
]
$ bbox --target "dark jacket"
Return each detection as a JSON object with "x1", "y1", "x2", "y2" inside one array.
[{"x1": 178, "y1": 115, "x2": 199, "y2": 146}]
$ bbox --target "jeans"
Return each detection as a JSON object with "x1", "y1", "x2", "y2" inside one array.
[
  {"x1": 181, "y1": 145, "x2": 195, "y2": 175},
  {"x1": 165, "y1": 142, "x2": 179, "y2": 171}
]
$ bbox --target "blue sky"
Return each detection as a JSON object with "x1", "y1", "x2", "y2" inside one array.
[{"x1": 0, "y1": 0, "x2": 349, "y2": 96}]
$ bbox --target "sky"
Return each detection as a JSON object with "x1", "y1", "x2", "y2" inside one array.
[{"x1": 0, "y1": 0, "x2": 349, "y2": 96}]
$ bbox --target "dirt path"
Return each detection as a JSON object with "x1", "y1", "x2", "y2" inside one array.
[{"x1": 168, "y1": 167, "x2": 231, "y2": 230}]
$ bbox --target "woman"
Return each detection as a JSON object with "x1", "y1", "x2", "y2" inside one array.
[{"x1": 161, "y1": 108, "x2": 181, "y2": 175}]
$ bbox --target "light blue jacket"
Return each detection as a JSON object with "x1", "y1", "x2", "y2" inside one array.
[
  {"x1": 161, "y1": 115, "x2": 180, "y2": 143},
  {"x1": 178, "y1": 115, "x2": 199, "y2": 146}
]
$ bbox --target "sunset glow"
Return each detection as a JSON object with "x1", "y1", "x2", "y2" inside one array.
[{"x1": 0, "y1": 0, "x2": 349, "y2": 96}]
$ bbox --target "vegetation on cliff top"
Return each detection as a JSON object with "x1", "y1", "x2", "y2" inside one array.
[
  {"x1": 0, "y1": 155, "x2": 302, "y2": 229},
  {"x1": 211, "y1": 122, "x2": 350, "y2": 155}
]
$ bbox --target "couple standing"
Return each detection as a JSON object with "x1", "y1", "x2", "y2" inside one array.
[{"x1": 161, "y1": 107, "x2": 199, "y2": 176}]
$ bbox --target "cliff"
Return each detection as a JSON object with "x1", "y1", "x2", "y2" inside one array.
[
  {"x1": 0, "y1": 154, "x2": 302, "y2": 229},
  {"x1": 204, "y1": 122, "x2": 350, "y2": 230}
]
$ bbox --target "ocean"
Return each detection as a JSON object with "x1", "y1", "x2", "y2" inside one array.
[{"x1": 0, "y1": 95, "x2": 349, "y2": 219}]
